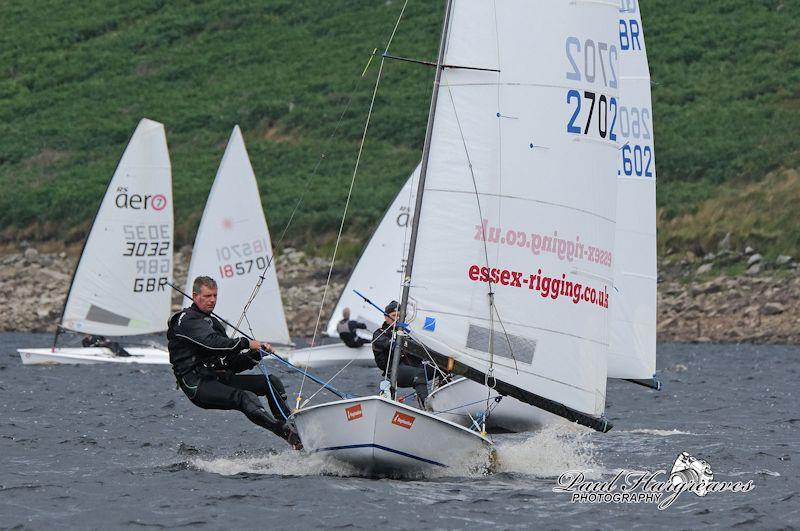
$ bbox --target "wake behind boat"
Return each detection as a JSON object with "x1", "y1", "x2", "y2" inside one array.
[{"x1": 18, "y1": 118, "x2": 173, "y2": 366}]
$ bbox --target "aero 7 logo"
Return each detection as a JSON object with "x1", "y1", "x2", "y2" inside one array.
[
  {"x1": 391, "y1": 411, "x2": 415, "y2": 429},
  {"x1": 345, "y1": 404, "x2": 363, "y2": 421}
]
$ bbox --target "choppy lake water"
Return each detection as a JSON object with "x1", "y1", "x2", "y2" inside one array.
[{"x1": 1, "y1": 333, "x2": 798, "y2": 529}]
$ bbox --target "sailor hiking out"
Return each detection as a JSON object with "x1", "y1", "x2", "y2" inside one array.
[{"x1": 167, "y1": 276, "x2": 301, "y2": 449}]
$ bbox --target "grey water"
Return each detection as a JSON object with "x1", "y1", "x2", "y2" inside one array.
[{"x1": 1, "y1": 333, "x2": 798, "y2": 529}]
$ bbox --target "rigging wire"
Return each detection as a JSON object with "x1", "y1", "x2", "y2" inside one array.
[
  {"x1": 233, "y1": 49, "x2": 380, "y2": 338},
  {"x1": 296, "y1": 0, "x2": 411, "y2": 410}
]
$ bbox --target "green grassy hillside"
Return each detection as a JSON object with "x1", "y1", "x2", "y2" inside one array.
[{"x1": 1, "y1": 0, "x2": 799, "y2": 258}]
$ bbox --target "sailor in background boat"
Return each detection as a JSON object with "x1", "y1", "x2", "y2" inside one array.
[
  {"x1": 81, "y1": 335, "x2": 131, "y2": 357},
  {"x1": 167, "y1": 276, "x2": 301, "y2": 449},
  {"x1": 372, "y1": 300, "x2": 439, "y2": 408},
  {"x1": 336, "y1": 307, "x2": 369, "y2": 348}
]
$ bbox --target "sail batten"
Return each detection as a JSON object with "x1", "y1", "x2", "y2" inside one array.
[{"x1": 186, "y1": 126, "x2": 290, "y2": 344}]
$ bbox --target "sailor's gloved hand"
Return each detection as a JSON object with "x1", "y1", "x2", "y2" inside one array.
[{"x1": 248, "y1": 339, "x2": 273, "y2": 353}]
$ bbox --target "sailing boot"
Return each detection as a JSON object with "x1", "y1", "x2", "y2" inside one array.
[{"x1": 238, "y1": 390, "x2": 285, "y2": 438}]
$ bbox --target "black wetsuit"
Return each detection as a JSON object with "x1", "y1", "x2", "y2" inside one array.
[
  {"x1": 371, "y1": 321, "x2": 435, "y2": 405},
  {"x1": 167, "y1": 304, "x2": 291, "y2": 440},
  {"x1": 336, "y1": 318, "x2": 369, "y2": 348}
]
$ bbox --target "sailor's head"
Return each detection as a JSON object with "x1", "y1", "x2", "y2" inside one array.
[
  {"x1": 342, "y1": 307, "x2": 351, "y2": 320},
  {"x1": 384, "y1": 300, "x2": 399, "y2": 325},
  {"x1": 192, "y1": 276, "x2": 218, "y2": 314}
]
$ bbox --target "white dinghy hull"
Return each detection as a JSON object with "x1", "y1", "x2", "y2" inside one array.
[
  {"x1": 283, "y1": 343, "x2": 374, "y2": 369},
  {"x1": 427, "y1": 377, "x2": 563, "y2": 433},
  {"x1": 17, "y1": 347, "x2": 169, "y2": 366},
  {"x1": 293, "y1": 395, "x2": 491, "y2": 477}
]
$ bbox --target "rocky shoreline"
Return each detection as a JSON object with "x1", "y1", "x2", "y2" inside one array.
[{"x1": 2, "y1": 243, "x2": 799, "y2": 344}]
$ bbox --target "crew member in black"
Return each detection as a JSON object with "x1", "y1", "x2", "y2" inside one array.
[
  {"x1": 82, "y1": 335, "x2": 130, "y2": 357},
  {"x1": 336, "y1": 307, "x2": 369, "y2": 348},
  {"x1": 167, "y1": 276, "x2": 301, "y2": 449},
  {"x1": 372, "y1": 300, "x2": 436, "y2": 407}
]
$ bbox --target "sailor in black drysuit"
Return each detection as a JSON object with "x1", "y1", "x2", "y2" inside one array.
[
  {"x1": 372, "y1": 300, "x2": 437, "y2": 407},
  {"x1": 336, "y1": 307, "x2": 369, "y2": 348},
  {"x1": 167, "y1": 276, "x2": 300, "y2": 449},
  {"x1": 82, "y1": 335, "x2": 130, "y2": 357}
]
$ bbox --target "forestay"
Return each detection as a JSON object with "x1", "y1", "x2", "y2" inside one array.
[
  {"x1": 62, "y1": 118, "x2": 173, "y2": 336},
  {"x1": 405, "y1": 0, "x2": 620, "y2": 418},
  {"x1": 186, "y1": 126, "x2": 291, "y2": 344},
  {"x1": 325, "y1": 164, "x2": 419, "y2": 337},
  {"x1": 608, "y1": 0, "x2": 657, "y2": 379}
]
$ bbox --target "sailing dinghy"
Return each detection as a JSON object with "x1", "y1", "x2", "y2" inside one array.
[
  {"x1": 292, "y1": 0, "x2": 620, "y2": 476},
  {"x1": 18, "y1": 119, "x2": 173, "y2": 365},
  {"x1": 184, "y1": 126, "x2": 291, "y2": 347},
  {"x1": 426, "y1": 0, "x2": 659, "y2": 431},
  {"x1": 286, "y1": 165, "x2": 419, "y2": 368}
]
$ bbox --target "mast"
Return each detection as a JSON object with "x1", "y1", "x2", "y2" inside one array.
[{"x1": 390, "y1": 0, "x2": 454, "y2": 393}]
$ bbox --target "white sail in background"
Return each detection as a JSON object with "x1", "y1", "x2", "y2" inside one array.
[
  {"x1": 406, "y1": 0, "x2": 620, "y2": 417},
  {"x1": 325, "y1": 165, "x2": 419, "y2": 337},
  {"x1": 608, "y1": 0, "x2": 657, "y2": 379},
  {"x1": 61, "y1": 118, "x2": 173, "y2": 336},
  {"x1": 186, "y1": 126, "x2": 291, "y2": 344}
]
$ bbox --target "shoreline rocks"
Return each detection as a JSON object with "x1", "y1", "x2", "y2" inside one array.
[{"x1": 3, "y1": 244, "x2": 799, "y2": 344}]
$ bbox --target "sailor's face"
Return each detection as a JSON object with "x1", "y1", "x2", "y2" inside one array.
[
  {"x1": 193, "y1": 286, "x2": 218, "y2": 314},
  {"x1": 385, "y1": 311, "x2": 398, "y2": 325}
]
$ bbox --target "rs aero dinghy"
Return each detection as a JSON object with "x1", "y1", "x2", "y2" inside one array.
[
  {"x1": 291, "y1": 0, "x2": 620, "y2": 476},
  {"x1": 18, "y1": 119, "x2": 173, "y2": 365}
]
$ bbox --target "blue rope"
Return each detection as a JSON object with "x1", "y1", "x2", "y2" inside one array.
[
  {"x1": 258, "y1": 359, "x2": 289, "y2": 421},
  {"x1": 260, "y1": 348, "x2": 352, "y2": 399}
]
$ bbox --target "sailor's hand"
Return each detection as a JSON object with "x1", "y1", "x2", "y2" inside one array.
[{"x1": 249, "y1": 339, "x2": 274, "y2": 353}]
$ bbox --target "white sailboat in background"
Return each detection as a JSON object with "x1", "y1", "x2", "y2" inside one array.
[
  {"x1": 286, "y1": 165, "x2": 419, "y2": 368},
  {"x1": 608, "y1": 0, "x2": 658, "y2": 386},
  {"x1": 185, "y1": 126, "x2": 291, "y2": 346},
  {"x1": 18, "y1": 118, "x2": 173, "y2": 365},
  {"x1": 293, "y1": 0, "x2": 619, "y2": 476},
  {"x1": 427, "y1": 0, "x2": 659, "y2": 431}
]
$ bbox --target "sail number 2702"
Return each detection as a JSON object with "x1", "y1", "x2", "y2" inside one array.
[{"x1": 565, "y1": 35, "x2": 618, "y2": 141}]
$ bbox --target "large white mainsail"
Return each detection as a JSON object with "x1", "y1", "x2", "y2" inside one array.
[
  {"x1": 325, "y1": 165, "x2": 419, "y2": 337},
  {"x1": 61, "y1": 118, "x2": 173, "y2": 337},
  {"x1": 608, "y1": 0, "x2": 657, "y2": 380},
  {"x1": 400, "y1": 0, "x2": 620, "y2": 428},
  {"x1": 185, "y1": 126, "x2": 291, "y2": 345}
]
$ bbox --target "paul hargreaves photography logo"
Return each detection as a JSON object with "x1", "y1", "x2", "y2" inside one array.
[{"x1": 553, "y1": 452, "x2": 755, "y2": 510}]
